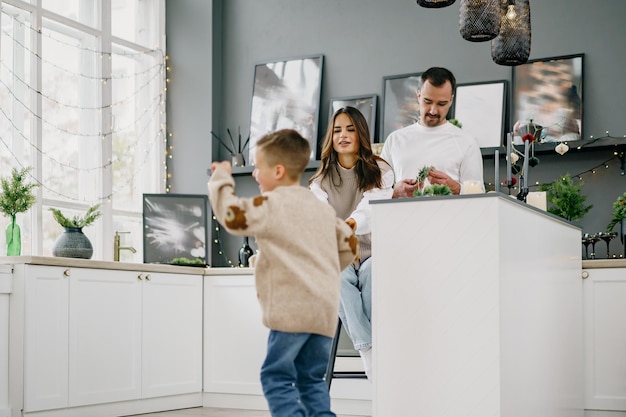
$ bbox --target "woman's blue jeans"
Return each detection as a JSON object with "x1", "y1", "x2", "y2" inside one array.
[
  {"x1": 338, "y1": 257, "x2": 372, "y2": 350},
  {"x1": 260, "y1": 330, "x2": 336, "y2": 417}
]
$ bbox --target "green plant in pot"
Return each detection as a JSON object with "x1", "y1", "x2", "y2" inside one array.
[
  {"x1": 49, "y1": 204, "x2": 101, "y2": 259},
  {"x1": 0, "y1": 167, "x2": 39, "y2": 256},
  {"x1": 606, "y1": 192, "x2": 626, "y2": 233},
  {"x1": 539, "y1": 173, "x2": 593, "y2": 222}
]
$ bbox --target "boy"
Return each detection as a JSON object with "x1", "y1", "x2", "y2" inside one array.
[{"x1": 208, "y1": 129, "x2": 358, "y2": 417}]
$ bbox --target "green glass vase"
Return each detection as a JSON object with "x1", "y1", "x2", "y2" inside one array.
[{"x1": 6, "y1": 215, "x2": 21, "y2": 256}]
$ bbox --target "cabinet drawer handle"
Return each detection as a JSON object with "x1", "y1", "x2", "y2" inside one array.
[
  {"x1": 582, "y1": 270, "x2": 589, "y2": 279},
  {"x1": 145, "y1": 274, "x2": 151, "y2": 281},
  {"x1": 63, "y1": 269, "x2": 70, "y2": 277},
  {"x1": 138, "y1": 274, "x2": 143, "y2": 280}
]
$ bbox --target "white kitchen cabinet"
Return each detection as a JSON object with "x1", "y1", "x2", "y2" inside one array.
[
  {"x1": 141, "y1": 271, "x2": 203, "y2": 398},
  {"x1": 69, "y1": 268, "x2": 203, "y2": 406},
  {"x1": 583, "y1": 266, "x2": 626, "y2": 413},
  {"x1": 68, "y1": 268, "x2": 142, "y2": 406},
  {"x1": 203, "y1": 273, "x2": 268, "y2": 399},
  {"x1": 0, "y1": 264, "x2": 12, "y2": 417},
  {"x1": 8, "y1": 259, "x2": 203, "y2": 416},
  {"x1": 21, "y1": 265, "x2": 70, "y2": 411}
]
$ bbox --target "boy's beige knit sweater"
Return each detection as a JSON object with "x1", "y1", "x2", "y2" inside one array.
[{"x1": 208, "y1": 167, "x2": 358, "y2": 338}]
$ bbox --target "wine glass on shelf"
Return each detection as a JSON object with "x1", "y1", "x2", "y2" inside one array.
[
  {"x1": 598, "y1": 232, "x2": 618, "y2": 259},
  {"x1": 588, "y1": 233, "x2": 601, "y2": 260},
  {"x1": 581, "y1": 233, "x2": 593, "y2": 260}
]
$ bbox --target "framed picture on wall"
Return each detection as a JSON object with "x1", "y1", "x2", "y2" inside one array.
[
  {"x1": 380, "y1": 72, "x2": 422, "y2": 142},
  {"x1": 328, "y1": 94, "x2": 378, "y2": 142},
  {"x1": 512, "y1": 53, "x2": 583, "y2": 144},
  {"x1": 450, "y1": 80, "x2": 507, "y2": 149},
  {"x1": 143, "y1": 194, "x2": 209, "y2": 266},
  {"x1": 248, "y1": 54, "x2": 324, "y2": 164}
]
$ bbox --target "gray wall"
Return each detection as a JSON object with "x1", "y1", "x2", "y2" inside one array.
[{"x1": 167, "y1": 0, "x2": 626, "y2": 265}]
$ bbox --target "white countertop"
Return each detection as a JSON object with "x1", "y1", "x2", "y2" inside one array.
[
  {"x1": 2, "y1": 256, "x2": 623, "y2": 275},
  {"x1": 0, "y1": 256, "x2": 253, "y2": 276}
]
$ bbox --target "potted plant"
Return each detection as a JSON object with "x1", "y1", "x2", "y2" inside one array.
[
  {"x1": 49, "y1": 204, "x2": 101, "y2": 259},
  {"x1": 606, "y1": 192, "x2": 626, "y2": 233},
  {"x1": 0, "y1": 167, "x2": 39, "y2": 256},
  {"x1": 539, "y1": 173, "x2": 593, "y2": 222}
]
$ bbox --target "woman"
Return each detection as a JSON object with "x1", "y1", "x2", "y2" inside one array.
[{"x1": 309, "y1": 106, "x2": 394, "y2": 378}]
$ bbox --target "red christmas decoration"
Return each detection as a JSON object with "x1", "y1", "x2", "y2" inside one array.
[{"x1": 503, "y1": 177, "x2": 518, "y2": 186}]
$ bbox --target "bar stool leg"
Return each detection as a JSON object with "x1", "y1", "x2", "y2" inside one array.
[{"x1": 325, "y1": 319, "x2": 342, "y2": 390}]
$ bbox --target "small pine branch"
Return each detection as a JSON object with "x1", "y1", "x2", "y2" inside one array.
[
  {"x1": 49, "y1": 204, "x2": 102, "y2": 228},
  {"x1": 606, "y1": 192, "x2": 626, "y2": 232},
  {"x1": 540, "y1": 173, "x2": 593, "y2": 222},
  {"x1": 416, "y1": 165, "x2": 434, "y2": 184},
  {"x1": 0, "y1": 167, "x2": 39, "y2": 218}
]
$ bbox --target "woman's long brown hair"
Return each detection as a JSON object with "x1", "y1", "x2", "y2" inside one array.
[{"x1": 309, "y1": 106, "x2": 386, "y2": 192}]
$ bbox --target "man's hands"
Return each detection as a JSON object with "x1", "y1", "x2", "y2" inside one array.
[
  {"x1": 428, "y1": 169, "x2": 460, "y2": 194},
  {"x1": 392, "y1": 169, "x2": 461, "y2": 197},
  {"x1": 392, "y1": 179, "x2": 420, "y2": 198}
]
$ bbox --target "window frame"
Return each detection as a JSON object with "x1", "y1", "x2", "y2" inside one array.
[{"x1": 0, "y1": 0, "x2": 166, "y2": 260}]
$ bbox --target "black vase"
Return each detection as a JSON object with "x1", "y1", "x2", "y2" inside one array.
[
  {"x1": 239, "y1": 236, "x2": 253, "y2": 267},
  {"x1": 53, "y1": 227, "x2": 93, "y2": 259}
]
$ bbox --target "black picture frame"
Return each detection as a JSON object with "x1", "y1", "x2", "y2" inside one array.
[
  {"x1": 142, "y1": 194, "x2": 210, "y2": 266},
  {"x1": 512, "y1": 53, "x2": 584, "y2": 144},
  {"x1": 328, "y1": 94, "x2": 378, "y2": 142},
  {"x1": 450, "y1": 80, "x2": 508, "y2": 149},
  {"x1": 380, "y1": 72, "x2": 422, "y2": 142},
  {"x1": 248, "y1": 54, "x2": 324, "y2": 165}
]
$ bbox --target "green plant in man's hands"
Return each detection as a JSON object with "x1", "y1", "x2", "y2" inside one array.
[
  {"x1": 416, "y1": 166, "x2": 434, "y2": 184},
  {"x1": 414, "y1": 184, "x2": 453, "y2": 197}
]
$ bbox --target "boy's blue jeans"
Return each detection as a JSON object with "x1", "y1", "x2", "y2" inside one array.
[{"x1": 260, "y1": 330, "x2": 336, "y2": 417}]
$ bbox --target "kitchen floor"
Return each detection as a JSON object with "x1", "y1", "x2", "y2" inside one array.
[{"x1": 129, "y1": 407, "x2": 367, "y2": 417}]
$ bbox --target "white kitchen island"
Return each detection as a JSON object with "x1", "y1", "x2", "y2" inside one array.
[{"x1": 371, "y1": 193, "x2": 584, "y2": 417}]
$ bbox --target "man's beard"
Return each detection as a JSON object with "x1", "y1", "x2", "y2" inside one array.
[{"x1": 421, "y1": 113, "x2": 441, "y2": 127}]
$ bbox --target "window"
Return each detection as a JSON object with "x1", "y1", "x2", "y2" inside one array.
[{"x1": 0, "y1": 0, "x2": 166, "y2": 261}]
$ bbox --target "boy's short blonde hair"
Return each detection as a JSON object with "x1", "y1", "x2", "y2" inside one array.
[{"x1": 256, "y1": 129, "x2": 311, "y2": 181}]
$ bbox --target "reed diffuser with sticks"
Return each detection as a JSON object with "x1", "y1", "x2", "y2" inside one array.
[{"x1": 210, "y1": 126, "x2": 250, "y2": 167}]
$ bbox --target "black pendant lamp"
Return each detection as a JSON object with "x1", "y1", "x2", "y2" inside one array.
[
  {"x1": 491, "y1": 0, "x2": 531, "y2": 66},
  {"x1": 459, "y1": 0, "x2": 501, "y2": 42},
  {"x1": 417, "y1": 0, "x2": 456, "y2": 8}
]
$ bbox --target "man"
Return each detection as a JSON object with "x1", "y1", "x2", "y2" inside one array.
[{"x1": 380, "y1": 67, "x2": 484, "y2": 197}]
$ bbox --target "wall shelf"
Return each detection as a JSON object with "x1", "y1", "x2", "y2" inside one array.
[{"x1": 208, "y1": 160, "x2": 321, "y2": 177}]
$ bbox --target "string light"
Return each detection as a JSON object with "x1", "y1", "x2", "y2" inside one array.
[
  {"x1": 2, "y1": 20, "x2": 165, "y2": 61},
  {"x1": 495, "y1": 132, "x2": 625, "y2": 192},
  {"x1": 212, "y1": 215, "x2": 236, "y2": 267},
  {"x1": 506, "y1": 4, "x2": 517, "y2": 20},
  {"x1": 0, "y1": 100, "x2": 163, "y2": 173},
  {"x1": 1, "y1": 16, "x2": 167, "y2": 205},
  {"x1": 0, "y1": 73, "x2": 165, "y2": 137},
  {"x1": 162, "y1": 54, "x2": 235, "y2": 268}
]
